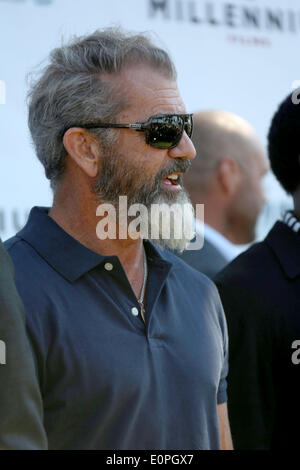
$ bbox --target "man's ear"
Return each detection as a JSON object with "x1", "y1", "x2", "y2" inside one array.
[
  {"x1": 217, "y1": 157, "x2": 243, "y2": 197},
  {"x1": 63, "y1": 128, "x2": 100, "y2": 178}
]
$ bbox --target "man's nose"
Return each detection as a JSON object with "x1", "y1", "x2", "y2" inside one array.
[{"x1": 167, "y1": 131, "x2": 196, "y2": 160}]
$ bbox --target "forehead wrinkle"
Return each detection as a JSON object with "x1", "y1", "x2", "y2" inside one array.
[
  {"x1": 130, "y1": 84, "x2": 181, "y2": 103},
  {"x1": 150, "y1": 96, "x2": 186, "y2": 115},
  {"x1": 135, "y1": 85, "x2": 185, "y2": 114},
  {"x1": 116, "y1": 67, "x2": 186, "y2": 119},
  {"x1": 120, "y1": 89, "x2": 186, "y2": 121}
]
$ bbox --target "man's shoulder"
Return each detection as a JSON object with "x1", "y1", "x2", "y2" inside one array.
[
  {"x1": 4, "y1": 234, "x2": 42, "y2": 270},
  {"x1": 176, "y1": 239, "x2": 228, "y2": 278},
  {"x1": 4, "y1": 234, "x2": 54, "y2": 309},
  {"x1": 215, "y1": 221, "x2": 297, "y2": 288},
  {"x1": 161, "y1": 247, "x2": 224, "y2": 312},
  {"x1": 215, "y1": 240, "x2": 269, "y2": 283},
  {"x1": 162, "y1": 247, "x2": 227, "y2": 334},
  {"x1": 213, "y1": 231, "x2": 280, "y2": 331},
  {"x1": 4, "y1": 234, "x2": 23, "y2": 253},
  {"x1": 213, "y1": 221, "x2": 300, "y2": 321},
  {"x1": 162, "y1": 246, "x2": 216, "y2": 288},
  {"x1": 215, "y1": 221, "x2": 289, "y2": 284},
  {"x1": 4, "y1": 235, "x2": 29, "y2": 271}
]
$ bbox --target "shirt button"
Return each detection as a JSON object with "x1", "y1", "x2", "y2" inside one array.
[
  {"x1": 104, "y1": 262, "x2": 113, "y2": 271},
  {"x1": 131, "y1": 307, "x2": 139, "y2": 316}
]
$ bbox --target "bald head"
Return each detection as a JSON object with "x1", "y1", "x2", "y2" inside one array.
[
  {"x1": 185, "y1": 110, "x2": 266, "y2": 193},
  {"x1": 184, "y1": 110, "x2": 269, "y2": 244}
]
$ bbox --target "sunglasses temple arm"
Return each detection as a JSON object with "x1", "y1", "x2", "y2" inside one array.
[{"x1": 83, "y1": 123, "x2": 145, "y2": 131}]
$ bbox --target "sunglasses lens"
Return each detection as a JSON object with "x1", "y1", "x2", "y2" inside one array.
[
  {"x1": 148, "y1": 115, "x2": 183, "y2": 148},
  {"x1": 184, "y1": 115, "x2": 193, "y2": 138},
  {"x1": 148, "y1": 115, "x2": 192, "y2": 149}
]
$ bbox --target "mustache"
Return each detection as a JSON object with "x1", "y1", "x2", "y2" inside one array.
[{"x1": 158, "y1": 159, "x2": 192, "y2": 180}]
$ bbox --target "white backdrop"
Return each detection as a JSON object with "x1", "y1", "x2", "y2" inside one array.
[{"x1": 0, "y1": 0, "x2": 298, "y2": 240}]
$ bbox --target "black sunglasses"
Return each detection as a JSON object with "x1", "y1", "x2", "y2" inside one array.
[{"x1": 63, "y1": 113, "x2": 193, "y2": 149}]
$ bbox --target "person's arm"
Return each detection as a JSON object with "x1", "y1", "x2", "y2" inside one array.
[
  {"x1": 0, "y1": 241, "x2": 47, "y2": 449},
  {"x1": 214, "y1": 276, "x2": 276, "y2": 449},
  {"x1": 217, "y1": 403, "x2": 233, "y2": 450},
  {"x1": 211, "y1": 283, "x2": 232, "y2": 450}
]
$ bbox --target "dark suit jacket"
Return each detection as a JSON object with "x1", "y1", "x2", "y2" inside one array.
[
  {"x1": 214, "y1": 221, "x2": 300, "y2": 450},
  {"x1": 177, "y1": 238, "x2": 228, "y2": 279},
  {"x1": 0, "y1": 240, "x2": 47, "y2": 449}
]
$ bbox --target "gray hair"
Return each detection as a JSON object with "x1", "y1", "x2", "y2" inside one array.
[{"x1": 27, "y1": 27, "x2": 177, "y2": 190}]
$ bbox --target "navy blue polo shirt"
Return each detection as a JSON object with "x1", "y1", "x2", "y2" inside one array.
[{"x1": 5, "y1": 207, "x2": 228, "y2": 450}]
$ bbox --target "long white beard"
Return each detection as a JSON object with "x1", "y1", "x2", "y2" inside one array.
[
  {"x1": 126, "y1": 191, "x2": 195, "y2": 252},
  {"x1": 149, "y1": 196, "x2": 195, "y2": 252}
]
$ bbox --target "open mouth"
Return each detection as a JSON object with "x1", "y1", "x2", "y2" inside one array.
[{"x1": 162, "y1": 172, "x2": 182, "y2": 189}]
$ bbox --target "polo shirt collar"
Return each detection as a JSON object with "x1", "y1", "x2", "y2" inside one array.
[
  {"x1": 266, "y1": 221, "x2": 300, "y2": 279},
  {"x1": 17, "y1": 206, "x2": 173, "y2": 282},
  {"x1": 18, "y1": 207, "x2": 109, "y2": 282}
]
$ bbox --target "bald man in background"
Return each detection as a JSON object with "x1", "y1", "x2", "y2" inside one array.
[{"x1": 177, "y1": 110, "x2": 269, "y2": 278}]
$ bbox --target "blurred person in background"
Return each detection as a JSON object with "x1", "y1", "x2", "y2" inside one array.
[
  {"x1": 5, "y1": 28, "x2": 232, "y2": 450},
  {"x1": 176, "y1": 110, "x2": 268, "y2": 278},
  {"x1": 214, "y1": 92, "x2": 300, "y2": 449},
  {"x1": 0, "y1": 240, "x2": 47, "y2": 449}
]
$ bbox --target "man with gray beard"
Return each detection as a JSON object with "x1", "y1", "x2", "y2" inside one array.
[{"x1": 5, "y1": 28, "x2": 232, "y2": 450}]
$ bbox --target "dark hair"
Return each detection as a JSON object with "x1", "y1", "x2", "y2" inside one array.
[{"x1": 267, "y1": 92, "x2": 300, "y2": 194}]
